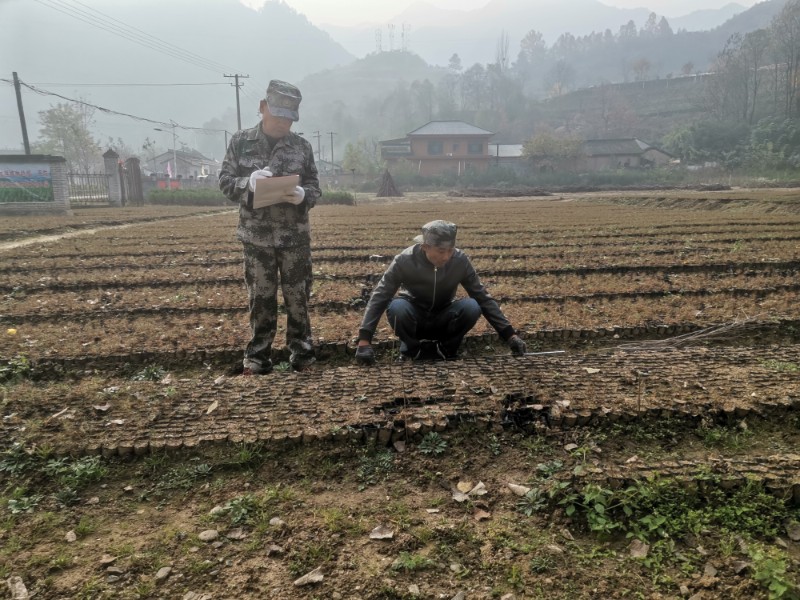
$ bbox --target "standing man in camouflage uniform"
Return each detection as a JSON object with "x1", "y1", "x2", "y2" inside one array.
[{"x1": 219, "y1": 80, "x2": 321, "y2": 374}]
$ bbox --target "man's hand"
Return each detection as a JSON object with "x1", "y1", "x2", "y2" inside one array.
[
  {"x1": 508, "y1": 335, "x2": 527, "y2": 356},
  {"x1": 248, "y1": 169, "x2": 273, "y2": 192},
  {"x1": 355, "y1": 342, "x2": 375, "y2": 366}
]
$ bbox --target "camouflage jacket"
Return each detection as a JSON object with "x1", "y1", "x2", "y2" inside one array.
[
  {"x1": 358, "y1": 244, "x2": 516, "y2": 343},
  {"x1": 219, "y1": 122, "x2": 321, "y2": 248}
]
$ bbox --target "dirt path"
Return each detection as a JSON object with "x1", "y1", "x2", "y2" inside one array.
[{"x1": 0, "y1": 210, "x2": 234, "y2": 251}]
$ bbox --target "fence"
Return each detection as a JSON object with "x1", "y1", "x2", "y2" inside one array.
[{"x1": 68, "y1": 172, "x2": 110, "y2": 207}]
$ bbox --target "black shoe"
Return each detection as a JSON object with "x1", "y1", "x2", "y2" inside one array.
[
  {"x1": 242, "y1": 359, "x2": 273, "y2": 376},
  {"x1": 416, "y1": 340, "x2": 443, "y2": 360},
  {"x1": 438, "y1": 341, "x2": 463, "y2": 360},
  {"x1": 291, "y1": 355, "x2": 316, "y2": 371}
]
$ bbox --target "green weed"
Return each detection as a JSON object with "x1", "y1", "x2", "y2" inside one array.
[
  {"x1": 224, "y1": 494, "x2": 259, "y2": 526},
  {"x1": 418, "y1": 432, "x2": 448, "y2": 455},
  {"x1": 131, "y1": 364, "x2": 167, "y2": 381},
  {"x1": 507, "y1": 563, "x2": 525, "y2": 590},
  {"x1": 0, "y1": 355, "x2": 31, "y2": 384},
  {"x1": 749, "y1": 543, "x2": 798, "y2": 599},
  {"x1": 392, "y1": 551, "x2": 433, "y2": 572},
  {"x1": 486, "y1": 433, "x2": 503, "y2": 456},
  {"x1": 288, "y1": 541, "x2": 336, "y2": 577},
  {"x1": 356, "y1": 449, "x2": 394, "y2": 490},
  {"x1": 74, "y1": 516, "x2": 96, "y2": 538},
  {"x1": 700, "y1": 425, "x2": 753, "y2": 449},
  {"x1": 146, "y1": 462, "x2": 213, "y2": 496},
  {"x1": 759, "y1": 359, "x2": 799, "y2": 373},
  {"x1": 0, "y1": 444, "x2": 34, "y2": 475},
  {"x1": 228, "y1": 442, "x2": 266, "y2": 469},
  {"x1": 8, "y1": 493, "x2": 43, "y2": 514}
]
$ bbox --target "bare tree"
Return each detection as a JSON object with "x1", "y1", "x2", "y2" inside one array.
[
  {"x1": 632, "y1": 58, "x2": 652, "y2": 81},
  {"x1": 461, "y1": 63, "x2": 487, "y2": 110},
  {"x1": 35, "y1": 102, "x2": 101, "y2": 172},
  {"x1": 514, "y1": 29, "x2": 546, "y2": 89},
  {"x1": 544, "y1": 59, "x2": 575, "y2": 96},
  {"x1": 771, "y1": 0, "x2": 800, "y2": 116},
  {"x1": 707, "y1": 31, "x2": 770, "y2": 122},
  {"x1": 496, "y1": 29, "x2": 510, "y2": 73}
]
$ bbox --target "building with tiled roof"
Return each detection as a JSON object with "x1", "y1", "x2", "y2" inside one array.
[{"x1": 380, "y1": 121, "x2": 494, "y2": 177}]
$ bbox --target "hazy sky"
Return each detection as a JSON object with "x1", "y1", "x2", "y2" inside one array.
[{"x1": 241, "y1": 0, "x2": 761, "y2": 26}]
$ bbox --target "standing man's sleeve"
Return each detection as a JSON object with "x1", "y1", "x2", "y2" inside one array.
[
  {"x1": 300, "y1": 141, "x2": 321, "y2": 209},
  {"x1": 358, "y1": 257, "x2": 403, "y2": 342},
  {"x1": 219, "y1": 134, "x2": 251, "y2": 206}
]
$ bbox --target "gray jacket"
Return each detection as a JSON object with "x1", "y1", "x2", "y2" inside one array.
[
  {"x1": 219, "y1": 122, "x2": 321, "y2": 248},
  {"x1": 358, "y1": 244, "x2": 516, "y2": 343}
]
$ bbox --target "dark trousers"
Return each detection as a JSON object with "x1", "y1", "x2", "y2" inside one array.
[
  {"x1": 242, "y1": 243, "x2": 313, "y2": 371},
  {"x1": 385, "y1": 297, "x2": 481, "y2": 358}
]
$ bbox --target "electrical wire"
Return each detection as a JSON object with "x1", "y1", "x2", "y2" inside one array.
[
  {"x1": 30, "y1": 0, "x2": 271, "y2": 119},
  {"x1": 0, "y1": 78, "x2": 230, "y2": 135},
  {"x1": 32, "y1": 0, "x2": 245, "y2": 75},
  {"x1": 27, "y1": 82, "x2": 231, "y2": 87}
]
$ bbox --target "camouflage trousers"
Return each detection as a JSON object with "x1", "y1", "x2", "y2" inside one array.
[{"x1": 242, "y1": 243, "x2": 314, "y2": 372}]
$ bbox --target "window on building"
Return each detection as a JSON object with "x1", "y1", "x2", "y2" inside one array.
[
  {"x1": 468, "y1": 142, "x2": 483, "y2": 154},
  {"x1": 452, "y1": 143, "x2": 459, "y2": 152},
  {"x1": 428, "y1": 141, "x2": 443, "y2": 155}
]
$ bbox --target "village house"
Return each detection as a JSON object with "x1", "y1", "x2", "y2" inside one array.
[
  {"x1": 489, "y1": 138, "x2": 674, "y2": 173},
  {"x1": 581, "y1": 138, "x2": 673, "y2": 170},
  {"x1": 380, "y1": 121, "x2": 494, "y2": 177},
  {"x1": 150, "y1": 148, "x2": 220, "y2": 180}
]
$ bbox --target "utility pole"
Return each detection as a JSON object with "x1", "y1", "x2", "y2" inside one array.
[
  {"x1": 224, "y1": 74, "x2": 249, "y2": 130},
  {"x1": 328, "y1": 131, "x2": 336, "y2": 172},
  {"x1": 153, "y1": 121, "x2": 179, "y2": 178},
  {"x1": 312, "y1": 131, "x2": 321, "y2": 163},
  {"x1": 170, "y1": 121, "x2": 178, "y2": 179},
  {"x1": 12, "y1": 72, "x2": 30, "y2": 155}
]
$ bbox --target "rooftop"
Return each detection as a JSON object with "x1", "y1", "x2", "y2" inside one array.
[{"x1": 407, "y1": 121, "x2": 494, "y2": 137}]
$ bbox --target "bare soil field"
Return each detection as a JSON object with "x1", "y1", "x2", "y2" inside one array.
[{"x1": 1, "y1": 189, "x2": 799, "y2": 600}]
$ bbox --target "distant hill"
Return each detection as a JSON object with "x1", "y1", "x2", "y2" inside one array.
[
  {"x1": 320, "y1": 0, "x2": 774, "y2": 68},
  {"x1": 670, "y1": 3, "x2": 747, "y2": 32}
]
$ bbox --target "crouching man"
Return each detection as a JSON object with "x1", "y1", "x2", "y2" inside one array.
[{"x1": 354, "y1": 220, "x2": 527, "y2": 365}]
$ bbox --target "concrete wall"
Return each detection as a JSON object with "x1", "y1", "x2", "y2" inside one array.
[{"x1": 0, "y1": 154, "x2": 71, "y2": 215}]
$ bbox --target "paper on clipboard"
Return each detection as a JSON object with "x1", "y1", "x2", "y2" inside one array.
[{"x1": 252, "y1": 174, "x2": 300, "y2": 209}]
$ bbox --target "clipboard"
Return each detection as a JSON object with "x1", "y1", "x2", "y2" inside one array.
[{"x1": 252, "y1": 174, "x2": 300, "y2": 209}]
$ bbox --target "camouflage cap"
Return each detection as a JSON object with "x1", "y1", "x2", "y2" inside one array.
[
  {"x1": 414, "y1": 220, "x2": 457, "y2": 248},
  {"x1": 266, "y1": 80, "x2": 302, "y2": 121}
]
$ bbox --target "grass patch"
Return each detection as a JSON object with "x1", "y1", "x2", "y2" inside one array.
[{"x1": 356, "y1": 448, "x2": 394, "y2": 490}]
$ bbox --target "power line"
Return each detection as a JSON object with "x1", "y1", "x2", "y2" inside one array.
[
  {"x1": 24, "y1": 0, "x2": 273, "y2": 131},
  {"x1": 1, "y1": 78, "x2": 228, "y2": 135},
  {"x1": 26, "y1": 82, "x2": 231, "y2": 87},
  {"x1": 32, "y1": 0, "x2": 245, "y2": 75}
]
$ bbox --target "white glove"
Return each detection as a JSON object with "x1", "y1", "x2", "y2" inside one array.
[
  {"x1": 248, "y1": 169, "x2": 272, "y2": 192},
  {"x1": 290, "y1": 185, "x2": 305, "y2": 205}
]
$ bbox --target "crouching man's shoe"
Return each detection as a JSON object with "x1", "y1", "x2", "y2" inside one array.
[
  {"x1": 241, "y1": 359, "x2": 273, "y2": 376},
  {"x1": 290, "y1": 354, "x2": 317, "y2": 372}
]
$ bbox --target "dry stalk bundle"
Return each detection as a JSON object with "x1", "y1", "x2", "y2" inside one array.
[{"x1": 617, "y1": 316, "x2": 764, "y2": 352}]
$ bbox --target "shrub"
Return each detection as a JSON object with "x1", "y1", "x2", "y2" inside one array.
[
  {"x1": 147, "y1": 189, "x2": 228, "y2": 206},
  {"x1": 318, "y1": 190, "x2": 355, "y2": 205}
]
